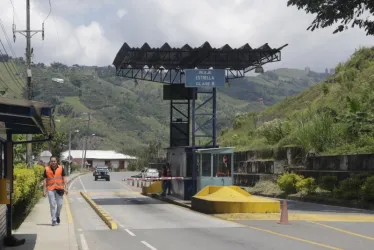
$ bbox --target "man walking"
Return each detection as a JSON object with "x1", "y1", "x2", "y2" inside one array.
[{"x1": 43, "y1": 156, "x2": 68, "y2": 226}]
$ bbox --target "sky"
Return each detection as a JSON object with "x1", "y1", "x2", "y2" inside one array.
[{"x1": 0, "y1": 0, "x2": 373, "y2": 72}]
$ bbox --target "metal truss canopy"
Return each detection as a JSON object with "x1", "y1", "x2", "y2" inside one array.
[{"x1": 113, "y1": 41, "x2": 288, "y2": 73}]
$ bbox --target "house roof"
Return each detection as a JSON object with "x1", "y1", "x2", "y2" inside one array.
[{"x1": 60, "y1": 150, "x2": 137, "y2": 160}]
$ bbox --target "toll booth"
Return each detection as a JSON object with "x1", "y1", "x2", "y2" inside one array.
[
  {"x1": 167, "y1": 146, "x2": 194, "y2": 200},
  {"x1": 167, "y1": 146, "x2": 234, "y2": 200},
  {"x1": 195, "y1": 147, "x2": 234, "y2": 191}
]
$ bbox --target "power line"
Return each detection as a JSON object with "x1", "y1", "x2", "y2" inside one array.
[
  {"x1": 0, "y1": 19, "x2": 25, "y2": 90},
  {"x1": 43, "y1": 0, "x2": 52, "y2": 23}
]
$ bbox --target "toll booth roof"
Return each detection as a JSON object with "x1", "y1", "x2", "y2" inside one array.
[
  {"x1": 0, "y1": 97, "x2": 54, "y2": 135},
  {"x1": 195, "y1": 147, "x2": 234, "y2": 154}
]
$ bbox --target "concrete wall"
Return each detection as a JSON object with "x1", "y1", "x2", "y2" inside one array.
[
  {"x1": 305, "y1": 154, "x2": 374, "y2": 171},
  {"x1": 168, "y1": 148, "x2": 186, "y2": 177},
  {"x1": 91, "y1": 159, "x2": 120, "y2": 169},
  {"x1": 234, "y1": 147, "x2": 374, "y2": 186},
  {"x1": 0, "y1": 205, "x2": 6, "y2": 249}
]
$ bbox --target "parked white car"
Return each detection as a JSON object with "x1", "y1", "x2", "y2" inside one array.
[{"x1": 141, "y1": 168, "x2": 159, "y2": 178}]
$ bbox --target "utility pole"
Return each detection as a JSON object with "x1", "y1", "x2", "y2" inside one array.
[
  {"x1": 13, "y1": 0, "x2": 45, "y2": 167},
  {"x1": 81, "y1": 113, "x2": 91, "y2": 169}
]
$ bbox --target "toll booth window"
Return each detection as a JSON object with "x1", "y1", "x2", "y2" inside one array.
[
  {"x1": 213, "y1": 154, "x2": 231, "y2": 177},
  {"x1": 201, "y1": 154, "x2": 211, "y2": 177}
]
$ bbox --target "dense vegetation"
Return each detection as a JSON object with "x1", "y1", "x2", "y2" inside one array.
[
  {"x1": 219, "y1": 47, "x2": 374, "y2": 155},
  {"x1": 13, "y1": 164, "x2": 44, "y2": 229},
  {"x1": 287, "y1": 0, "x2": 374, "y2": 35},
  {"x1": 0, "y1": 58, "x2": 328, "y2": 155},
  {"x1": 246, "y1": 172, "x2": 374, "y2": 208}
]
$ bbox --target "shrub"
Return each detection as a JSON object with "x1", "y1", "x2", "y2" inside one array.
[
  {"x1": 277, "y1": 172, "x2": 303, "y2": 194},
  {"x1": 336, "y1": 177, "x2": 362, "y2": 200},
  {"x1": 319, "y1": 176, "x2": 338, "y2": 192},
  {"x1": 296, "y1": 177, "x2": 317, "y2": 194},
  {"x1": 71, "y1": 163, "x2": 80, "y2": 173},
  {"x1": 256, "y1": 119, "x2": 290, "y2": 144},
  {"x1": 360, "y1": 176, "x2": 374, "y2": 202},
  {"x1": 13, "y1": 164, "x2": 45, "y2": 229},
  {"x1": 13, "y1": 164, "x2": 44, "y2": 205}
]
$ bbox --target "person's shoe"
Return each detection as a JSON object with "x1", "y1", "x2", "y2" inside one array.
[
  {"x1": 52, "y1": 220, "x2": 57, "y2": 226},
  {"x1": 56, "y1": 217, "x2": 60, "y2": 224}
]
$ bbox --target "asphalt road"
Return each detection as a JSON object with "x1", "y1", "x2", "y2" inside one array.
[{"x1": 67, "y1": 172, "x2": 374, "y2": 250}]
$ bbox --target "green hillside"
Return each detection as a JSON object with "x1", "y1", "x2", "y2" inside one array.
[
  {"x1": 0, "y1": 57, "x2": 328, "y2": 153},
  {"x1": 219, "y1": 47, "x2": 374, "y2": 155}
]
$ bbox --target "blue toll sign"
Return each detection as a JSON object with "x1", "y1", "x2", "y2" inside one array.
[{"x1": 184, "y1": 69, "x2": 225, "y2": 88}]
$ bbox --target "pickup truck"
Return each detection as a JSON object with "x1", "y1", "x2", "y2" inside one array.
[
  {"x1": 93, "y1": 166, "x2": 110, "y2": 181},
  {"x1": 141, "y1": 168, "x2": 160, "y2": 178}
]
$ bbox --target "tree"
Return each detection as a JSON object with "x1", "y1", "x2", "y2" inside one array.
[{"x1": 287, "y1": 0, "x2": 374, "y2": 35}]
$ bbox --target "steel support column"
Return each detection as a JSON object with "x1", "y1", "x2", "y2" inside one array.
[
  {"x1": 191, "y1": 87, "x2": 217, "y2": 195},
  {"x1": 191, "y1": 87, "x2": 197, "y2": 195}
]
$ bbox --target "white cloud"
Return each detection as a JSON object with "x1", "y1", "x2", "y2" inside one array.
[
  {"x1": 0, "y1": 0, "x2": 372, "y2": 72},
  {"x1": 116, "y1": 9, "x2": 127, "y2": 19}
]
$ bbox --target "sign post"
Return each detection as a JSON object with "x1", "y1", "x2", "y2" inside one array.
[{"x1": 184, "y1": 69, "x2": 225, "y2": 88}]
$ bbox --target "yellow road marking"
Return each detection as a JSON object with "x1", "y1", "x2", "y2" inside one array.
[
  {"x1": 245, "y1": 224, "x2": 342, "y2": 250},
  {"x1": 309, "y1": 221, "x2": 374, "y2": 241},
  {"x1": 214, "y1": 213, "x2": 374, "y2": 222},
  {"x1": 64, "y1": 195, "x2": 73, "y2": 224}
]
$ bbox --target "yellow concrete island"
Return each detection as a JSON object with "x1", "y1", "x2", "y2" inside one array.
[
  {"x1": 141, "y1": 181, "x2": 163, "y2": 195},
  {"x1": 191, "y1": 186, "x2": 280, "y2": 214}
]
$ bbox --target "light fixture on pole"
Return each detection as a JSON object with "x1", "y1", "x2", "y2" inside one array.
[{"x1": 255, "y1": 65, "x2": 264, "y2": 74}]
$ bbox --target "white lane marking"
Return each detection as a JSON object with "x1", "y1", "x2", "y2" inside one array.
[
  {"x1": 125, "y1": 229, "x2": 136, "y2": 236},
  {"x1": 69, "y1": 198, "x2": 74, "y2": 203},
  {"x1": 77, "y1": 197, "x2": 84, "y2": 203},
  {"x1": 79, "y1": 176, "x2": 87, "y2": 192},
  {"x1": 114, "y1": 180, "x2": 136, "y2": 192},
  {"x1": 68, "y1": 175, "x2": 80, "y2": 190},
  {"x1": 80, "y1": 233, "x2": 89, "y2": 250},
  {"x1": 77, "y1": 229, "x2": 83, "y2": 232},
  {"x1": 141, "y1": 241, "x2": 157, "y2": 250}
]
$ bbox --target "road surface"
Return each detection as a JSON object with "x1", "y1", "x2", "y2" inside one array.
[{"x1": 67, "y1": 172, "x2": 374, "y2": 250}]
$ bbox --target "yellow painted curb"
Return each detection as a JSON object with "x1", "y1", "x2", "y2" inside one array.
[
  {"x1": 80, "y1": 192, "x2": 118, "y2": 230},
  {"x1": 63, "y1": 195, "x2": 74, "y2": 224}
]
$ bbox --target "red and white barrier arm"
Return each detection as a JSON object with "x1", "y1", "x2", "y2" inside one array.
[{"x1": 124, "y1": 177, "x2": 190, "y2": 181}]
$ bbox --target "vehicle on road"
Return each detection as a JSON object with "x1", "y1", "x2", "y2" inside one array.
[
  {"x1": 93, "y1": 166, "x2": 110, "y2": 181},
  {"x1": 141, "y1": 168, "x2": 159, "y2": 178}
]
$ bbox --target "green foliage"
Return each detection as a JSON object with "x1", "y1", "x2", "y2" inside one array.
[
  {"x1": 335, "y1": 177, "x2": 362, "y2": 200},
  {"x1": 127, "y1": 140, "x2": 163, "y2": 170},
  {"x1": 13, "y1": 164, "x2": 45, "y2": 229},
  {"x1": 296, "y1": 177, "x2": 317, "y2": 194},
  {"x1": 360, "y1": 176, "x2": 374, "y2": 202},
  {"x1": 220, "y1": 47, "x2": 374, "y2": 155},
  {"x1": 286, "y1": 0, "x2": 374, "y2": 36},
  {"x1": 57, "y1": 103, "x2": 74, "y2": 116},
  {"x1": 319, "y1": 176, "x2": 338, "y2": 192},
  {"x1": 277, "y1": 172, "x2": 303, "y2": 194},
  {"x1": 13, "y1": 164, "x2": 44, "y2": 205},
  {"x1": 257, "y1": 119, "x2": 290, "y2": 144},
  {"x1": 71, "y1": 163, "x2": 80, "y2": 173}
]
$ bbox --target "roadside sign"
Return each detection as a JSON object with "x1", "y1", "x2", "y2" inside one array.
[{"x1": 185, "y1": 69, "x2": 225, "y2": 88}]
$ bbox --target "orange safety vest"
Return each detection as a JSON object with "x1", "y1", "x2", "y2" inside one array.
[{"x1": 45, "y1": 166, "x2": 64, "y2": 191}]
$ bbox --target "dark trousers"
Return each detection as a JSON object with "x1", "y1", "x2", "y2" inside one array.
[{"x1": 162, "y1": 180, "x2": 171, "y2": 195}]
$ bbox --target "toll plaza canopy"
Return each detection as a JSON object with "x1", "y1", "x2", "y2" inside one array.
[
  {"x1": 112, "y1": 41, "x2": 288, "y2": 72},
  {"x1": 0, "y1": 97, "x2": 54, "y2": 135}
]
